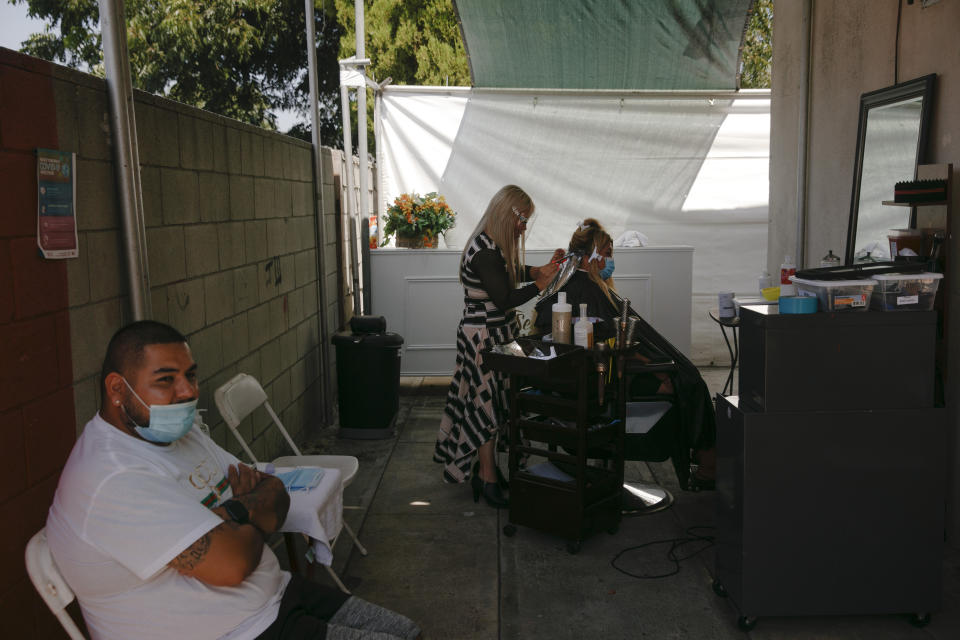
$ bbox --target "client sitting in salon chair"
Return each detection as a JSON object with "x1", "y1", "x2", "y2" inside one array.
[{"x1": 533, "y1": 219, "x2": 716, "y2": 491}]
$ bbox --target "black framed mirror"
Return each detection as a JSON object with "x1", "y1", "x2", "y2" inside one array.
[{"x1": 845, "y1": 74, "x2": 936, "y2": 264}]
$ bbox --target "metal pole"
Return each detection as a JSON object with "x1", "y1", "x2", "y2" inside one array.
[
  {"x1": 372, "y1": 81, "x2": 384, "y2": 246},
  {"x1": 304, "y1": 0, "x2": 331, "y2": 426},
  {"x1": 99, "y1": 0, "x2": 151, "y2": 319},
  {"x1": 339, "y1": 84, "x2": 362, "y2": 316},
  {"x1": 355, "y1": 0, "x2": 370, "y2": 314}
]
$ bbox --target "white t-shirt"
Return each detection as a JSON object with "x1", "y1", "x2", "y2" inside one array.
[{"x1": 46, "y1": 413, "x2": 290, "y2": 640}]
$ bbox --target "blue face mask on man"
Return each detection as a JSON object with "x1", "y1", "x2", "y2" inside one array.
[
  {"x1": 599, "y1": 258, "x2": 615, "y2": 280},
  {"x1": 122, "y1": 378, "x2": 197, "y2": 443}
]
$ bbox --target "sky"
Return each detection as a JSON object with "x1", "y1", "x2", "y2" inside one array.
[
  {"x1": 1, "y1": 2, "x2": 45, "y2": 51},
  {"x1": 0, "y1": 2, "x2": 302, "y2": 131}
]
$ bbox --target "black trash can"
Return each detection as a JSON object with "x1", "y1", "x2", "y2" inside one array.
[{"x1": 331, "y1": 315, "x2": 404, "y2": 439}]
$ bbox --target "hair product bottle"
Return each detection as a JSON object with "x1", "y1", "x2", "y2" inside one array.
[
  {"x1": 551, "y1": 292, "x2": 572, "y2": 343},
  {"x1": 780, "y1": 255, "x2": 796, "y2": 285},
  {"x1": 574, "y1": 303, "x2": 594, "y2": 348}
]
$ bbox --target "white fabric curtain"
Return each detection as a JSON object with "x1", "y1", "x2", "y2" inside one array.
[{"x1": 377, "y1": 87, "x2": 770, "y2": 362}]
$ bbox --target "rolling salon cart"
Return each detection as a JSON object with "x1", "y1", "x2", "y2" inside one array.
[{"x1": 483, "y1": 339, "x2": 623, "y2": 553}]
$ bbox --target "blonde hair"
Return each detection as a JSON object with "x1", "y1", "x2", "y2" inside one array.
[
  {"x1": 568, "y1": 217, "x2": 616, "y2": 304},
  {"x1": 463, "y1": 185, "x2": 534, "y2": 287}
]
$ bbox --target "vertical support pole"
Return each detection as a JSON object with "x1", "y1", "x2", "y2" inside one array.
[
  {"x1": 340, "y1": 84, "x2": 362, "y2": 317},
  {"x1": 305, "y1": 0, "x2": 331, "y2": 425},
  {"x1": 355, "y1": 0, "x2": 370, "y2": 314},
  {"x1": 99, "y1": 0, "x2": 151, "y2": 319}
]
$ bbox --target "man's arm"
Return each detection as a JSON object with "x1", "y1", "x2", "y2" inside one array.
[
  {"x1": 168, "y1": 518, "x2": 263, "y2": 586},
  {"x1": 168, "y1": 466, "x2": 290, "y2": 586},
  {"x1": 225, "y1": 463, "x2": 290, "y2": 533}
]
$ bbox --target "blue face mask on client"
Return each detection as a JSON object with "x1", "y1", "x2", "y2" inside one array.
[
  {"x1": 599, "y1": 258, "x2": 615, "y2": 280},
  {"x1": 122, "y1": 378, "x2": 198, "y2": 443}
]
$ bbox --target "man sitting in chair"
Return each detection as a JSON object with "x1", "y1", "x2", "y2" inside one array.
[{"x1": 46, "y1": 321, "x2": 420, "y2": 640}]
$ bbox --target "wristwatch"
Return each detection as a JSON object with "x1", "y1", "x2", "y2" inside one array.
[{"x1": 221, "y1": 499, "x2": 250, "y2": 525}]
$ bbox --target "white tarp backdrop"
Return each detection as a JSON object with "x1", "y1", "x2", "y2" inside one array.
[{"x1": 377, "y1": 86, "x2": 770, "y2": 363}]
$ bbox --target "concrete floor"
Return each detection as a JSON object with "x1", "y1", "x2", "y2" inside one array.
[{"x1": 296, "y1": 367, "x2": 960, "y2": 640}]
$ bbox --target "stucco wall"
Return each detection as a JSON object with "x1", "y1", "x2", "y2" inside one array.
[{"x1": 769, "y1": 0, "x2": 960, "y2": 542}]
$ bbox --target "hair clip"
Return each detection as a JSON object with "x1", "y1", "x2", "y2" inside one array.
[
  {"x1": 576, "y1": 220, "x2": 591, "y2": 232},
  {"x1": 588, "y1": 246, "x2": 603, "y2": 262},
  {"x1": 511, "y1": 206, "x2": 529, "y2": 224}
]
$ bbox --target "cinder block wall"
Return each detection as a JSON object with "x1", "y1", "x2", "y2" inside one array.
[
  {"x1": 0, "y1": 47, "x2": 355, "y2": 636},
  {"x1": 58, "y1": 74, "x2": 339, "y2": 463}
]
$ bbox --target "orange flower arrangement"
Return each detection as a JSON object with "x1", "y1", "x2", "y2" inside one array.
[{"x1": 382, "y1": 192, "x2": 457, "y2": 247}]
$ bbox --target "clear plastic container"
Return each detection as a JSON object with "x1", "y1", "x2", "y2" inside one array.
[
  {"x1": 870, "y1": 272, "x2": 942, "y2": 311},
  {"x1": 791, "y1": 277, "x2": 877, "y2": 312}
]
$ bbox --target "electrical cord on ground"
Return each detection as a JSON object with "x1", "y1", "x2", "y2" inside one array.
[{"x1": 610, "y1": 525, "x2": 715, "y2": 579}]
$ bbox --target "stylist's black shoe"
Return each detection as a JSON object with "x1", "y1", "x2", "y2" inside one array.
[
  {"x1": 471, "y1": 474, "x2": 509, "y2": 508},
  {"x1": 473, "y1": 460, "x2": 509, "y2": 490}
]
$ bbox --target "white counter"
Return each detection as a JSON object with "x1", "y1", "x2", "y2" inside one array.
[{"x1": 370, "y1": 246, "x2": 693, "y2": 376}]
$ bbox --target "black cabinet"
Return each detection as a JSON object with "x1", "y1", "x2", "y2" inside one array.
[
  {"x1": 738, "y1": 306, "x2": 936, "y2": 412},
  {"x1": 716, "y1": 395, "x2": 945, "y2": 619},
  {"x1": 717, "y1": 307, "x2": 946, "y2": 626}
]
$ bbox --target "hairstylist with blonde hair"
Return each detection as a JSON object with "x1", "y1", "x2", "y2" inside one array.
[{"x1": 433, "y1": 185, "x2": 562, "y2": 507}]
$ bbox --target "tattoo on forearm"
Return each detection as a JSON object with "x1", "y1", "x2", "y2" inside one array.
[
  {"x1": 238, "y1": 477, "x2": 290, "y2": 532},
  {"x1": 171, "y1": 532, "x2": 211, "y2": 572}
]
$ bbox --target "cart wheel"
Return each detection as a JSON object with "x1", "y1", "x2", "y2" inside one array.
[
  {"x1": 737, "y1": 616, "x2": 757, "y2": 632},
  {"x1": 908, "y1": 612, "x2": 931, "y2": 628},
  {"x1": 566, "y1": 539, "x2": 582, "y2": 554},
  {"x1": 712, "y1": 580, "x2": 728, "y2": 598},
  {"x1": 502, "y1": 524, "x2": 517, "y2": 537}
]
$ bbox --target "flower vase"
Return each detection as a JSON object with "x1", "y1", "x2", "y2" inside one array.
[{"x1": 396, "y1": 232, "x2": 425, "y2": 249}]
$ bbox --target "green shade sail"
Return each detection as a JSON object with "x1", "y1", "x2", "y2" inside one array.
[{"x1": 453, "y1": 0, "x2": 755, "y2": 90}]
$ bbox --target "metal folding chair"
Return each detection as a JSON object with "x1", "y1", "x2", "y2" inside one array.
[
  {"x1": 25, "y1": 528, "x2": 87, "y2": 640},
  {"x1": 214, "y1": 373, "x2": 367, "y2": 593}
]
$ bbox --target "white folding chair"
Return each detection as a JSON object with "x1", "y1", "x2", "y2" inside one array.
[
  {"x1": 214, "y1": 373, "x2": 367, "y2": 593},
  {"x1": 25, "y1": 528, "x2": 87, "y2": 640}
]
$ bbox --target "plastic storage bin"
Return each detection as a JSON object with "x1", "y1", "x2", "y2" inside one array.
[
  {"x1": 331, "y1": 315, "x2": 404, "y2": 439},
  {"x1": 791, "y1": 277, "x2": 876, "y2": 312},
  {"x1": 870, "y1": 272, "x2": 943, "y2": 311}
]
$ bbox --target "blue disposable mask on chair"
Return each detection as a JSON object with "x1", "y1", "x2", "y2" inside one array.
[
  {"x1": 599, "y1": 258, "x2": 615, "y2": 280},
  {"x1": 122, "y1": 378, "x2": 197, "y2": 443}
]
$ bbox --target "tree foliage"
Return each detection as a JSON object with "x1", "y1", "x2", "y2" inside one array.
[
  {"x1": 740, "y1": 0, "x2": 772, "y2": 89},
  {"x1": 331, "y1": 0, "x2": 468, "y2": 152},
  {"x1": 335, "y1": 0, "x2": 469, "y2": 87},
  {"x1": 13, "y1": 0, "x2": 345, "y2": 139}
]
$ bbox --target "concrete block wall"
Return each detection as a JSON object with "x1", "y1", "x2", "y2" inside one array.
[
  {"x1": 0, "y1": 47, "x2": 354, "y2": 637},
  {"x1": 62, "y1": 81, "x2": 332, "y2": 465}
]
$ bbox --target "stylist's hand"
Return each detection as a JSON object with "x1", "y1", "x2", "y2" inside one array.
[
  {"x1": 550, "y1": 248, "x2": 565, "y2": 263},
  {"x1": 532, "y1": 261, "x2": 559, "y2": 291}
]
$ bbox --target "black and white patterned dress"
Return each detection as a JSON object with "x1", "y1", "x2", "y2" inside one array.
[{"x1": 433, "y1": 232, "x2": 539, "y2": 483}]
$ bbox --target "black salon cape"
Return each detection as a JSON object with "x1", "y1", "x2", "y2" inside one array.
[
  {"x1": 533, "y1": 271, "x2": 620, "y2": 340},
  {"x1": 534, "y1": 272, "x2": 716, "y2": 460}
]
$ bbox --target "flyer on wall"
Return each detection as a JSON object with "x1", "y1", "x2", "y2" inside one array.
[{"x1": 36, "y1": 148, "x2": 78, "y2": 259}]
